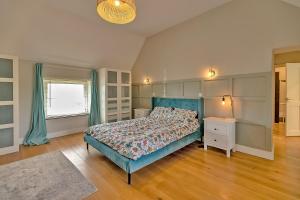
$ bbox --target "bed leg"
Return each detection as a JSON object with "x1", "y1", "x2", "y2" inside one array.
[
  {"x1": 198, "y1": 138, "x2": 204, "y2": 148},
  {"x1": 86, "y1": 143, "x2": 89, "y2": 151},
  {"x1": 128, "y1": 173, "x2": 131, "y2": 185}
]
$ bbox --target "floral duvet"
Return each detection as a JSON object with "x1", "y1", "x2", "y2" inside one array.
[{"x1": 86, "y1": 116, "x2": 200, "y2": 160}]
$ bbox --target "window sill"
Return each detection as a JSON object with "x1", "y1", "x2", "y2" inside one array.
[{"x1": 46, "y1": 113, "x2": 89, "y2": 120}]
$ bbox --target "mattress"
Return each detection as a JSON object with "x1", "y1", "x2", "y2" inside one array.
[{"x1": 86, "y1": 116, "x2": 199, "y2": 160}]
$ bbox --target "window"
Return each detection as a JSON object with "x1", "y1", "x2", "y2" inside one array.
[{"x1": 44, "y1": 79, "x2": 90, "y2": 118}]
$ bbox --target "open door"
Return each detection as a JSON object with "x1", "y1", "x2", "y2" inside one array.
[{"x1": 286, "y1": 63, "x2": 300, "y2": 136}]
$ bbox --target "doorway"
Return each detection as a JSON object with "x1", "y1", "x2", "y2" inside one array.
[{"x1": 273, "y1": 50, "x2": 300, "y2": 137}]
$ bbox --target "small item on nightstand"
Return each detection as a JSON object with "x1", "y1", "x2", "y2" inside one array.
[
  {"x1": 203, "y1": 117, "x2": 236, "y2": 157},
  {"x1": 134, "y1": 108, "x2": 151, "y2": 119}
]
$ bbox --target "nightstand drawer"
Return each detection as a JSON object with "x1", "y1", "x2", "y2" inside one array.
[
  {"x1": 205, "y1": 132, "x2": 227, "y2": 149},
  {"x1": 206, "y1": 122, "x2": 227, "y2": 135}
]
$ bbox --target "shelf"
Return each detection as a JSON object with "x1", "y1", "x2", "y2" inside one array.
[
  {"x1": 107, "y1": 119, "x2": 118, "y2": 123},
  {"x1": 107, "y1": 112, "x2": 118, "y2": 116},
  {"x1": 107, "y1": 104, "x2": 118, "y2": 108},
  {"x1": 107, "y1": 98, "x2": 118, "y2": 101},
  {"x1": 120, "y1": 83, "x2": 131, "y2": 87},
  {"x1": 0, "y1": 123, "x2": 14, "y2": 130},
  {"x1": 0, "y1": 101, "x2": 13, "y2": 106},
  {"x1": 0, "y1": 78, "x2": 13, "y2": 82},
  {"x1": 107, "y1": 83, "x2": 118, "y2": 86}
]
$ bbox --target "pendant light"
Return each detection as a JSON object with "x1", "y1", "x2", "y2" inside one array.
[{"x1": 97, "y1": 0, "x2": 136, "y2": 24}]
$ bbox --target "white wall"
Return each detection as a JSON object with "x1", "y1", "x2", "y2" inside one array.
[
  {"x1": 19, "y1": 60, "x2": 89, "y2": 139},
  {"x1": 132, "y1": 0, "x2": 300, "y2": 83}
]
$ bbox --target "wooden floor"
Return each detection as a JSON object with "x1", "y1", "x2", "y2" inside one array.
[{"x1": 0, "y1": 124, "x2": 300, "y2": 200}]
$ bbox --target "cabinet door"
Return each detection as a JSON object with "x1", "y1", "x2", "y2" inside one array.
[
  {"x1": 0, "y1": 105, "x2": 13, "y2": 125},
  {"x1": 0, "y1": 56, "x2": 18, "y2": 155},
  {"x1": 107, "y1": 71, "x2": 118, "y2": 84},
  {"x1": 0, "y1": 82, "x2": 13, "y2": 101},
  {"x1": 121, "y1": 72, "x2": 130, "y2": 84},
  {"x1": 0, "y1": 58, "x2": 13, "y2": 78},
  {"x1": 0, "y1": 128, "x2": 14, "y2": 148},
  {"x1": 121, "y1": 86, "x2": 130, "y2": 98},
  {"x1": 107, "y1": 86, "x2": 118, "y2": 98}
]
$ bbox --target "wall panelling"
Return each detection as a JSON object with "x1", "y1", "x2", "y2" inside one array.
[{"x1": 132, "y1": 72, "x2": 272, "y2": 152}]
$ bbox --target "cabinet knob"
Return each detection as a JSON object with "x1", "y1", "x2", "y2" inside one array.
[
  {"x1": 214, "y1": 128, "x2": 217, "y2": 130},
  {"x1": 214, "y1": 139, "x2": 217, "y2": 142}
]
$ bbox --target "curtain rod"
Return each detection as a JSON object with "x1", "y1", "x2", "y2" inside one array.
[
  {"x1": 22, "y1": 59, "x2": 97, "y2": 71},
  {"x1": 44, "y1": 63, "x2": 94, "y2": 71}
]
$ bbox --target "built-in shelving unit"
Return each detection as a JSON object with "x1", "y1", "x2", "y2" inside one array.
[
  {"x1": 0, "y1": 54, "x2": 19, "y2": 155},
  {"x1": 99, "y1": 68, "x2": 131, "y2": 123}
]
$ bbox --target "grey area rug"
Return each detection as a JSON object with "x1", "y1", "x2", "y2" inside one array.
[{"x1": 0, "y1": 151, "x2": 97, "y2": 200}]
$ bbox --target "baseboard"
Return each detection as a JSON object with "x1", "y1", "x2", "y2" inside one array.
[
  {"x1": 0, "y1": 145, "x2": 19, "y2": 156},
  {"x1": 236, "y1": 144, "x2": 274, "y2": 160},
  {"x1": 286, "y1": 131, "x2": 300, "y2": 136},
  {"x1": 47, "y1": 127, "x2": 87, "y2": 139},
  {"x1": 19, "y1": 127, "x2": 87, "y2": 144}
]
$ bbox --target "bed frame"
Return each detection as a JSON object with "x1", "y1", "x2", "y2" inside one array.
[{"x1": 84, "y1": 97, "x2": 204, "y2": 184}]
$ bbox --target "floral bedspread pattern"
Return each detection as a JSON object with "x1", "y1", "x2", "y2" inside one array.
[{"x1": 86, "y1": 117, "x2": 200, "y2": 160}]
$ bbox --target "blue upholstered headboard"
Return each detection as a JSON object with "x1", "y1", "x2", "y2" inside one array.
[{"x1": 152, "y1": 97, "x2": 204, "y2": 137}]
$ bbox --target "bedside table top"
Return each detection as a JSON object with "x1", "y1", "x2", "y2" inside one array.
[
  {"x1": 134, "y1": 108, "x2": 151, "y2": 111},
  {"x1": 204, "y1": 117, "x2": 236, "y2": 123}
]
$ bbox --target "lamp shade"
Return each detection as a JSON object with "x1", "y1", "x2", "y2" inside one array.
[{"x1": 97, "y1": 0, "x2": 136, "y2": 24}]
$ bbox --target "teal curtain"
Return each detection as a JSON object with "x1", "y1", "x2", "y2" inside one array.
[
  {"x1": 88, "y1": 69, "x2": 101, "y2": 126},
  {"x1": 23, "y1": 63, "x2": 48, "y2": 145}
]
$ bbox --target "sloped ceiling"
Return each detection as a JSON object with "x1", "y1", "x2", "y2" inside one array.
[
  {"x1": 0, "y1": 0, "x2": 231, "y2": 69},
  {"x1": 0, "y1": 0, "x2": 298, "y2": 69},
  {"x1": 282, "y1": 0, "x2": 300, "y2": 8}
]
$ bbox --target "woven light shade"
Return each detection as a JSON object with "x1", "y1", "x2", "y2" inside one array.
[{"x1": 97, "y1": 0, "x2": 136, "y2": 24}]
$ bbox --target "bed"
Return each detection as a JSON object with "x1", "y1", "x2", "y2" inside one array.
[{"x1": 84, "y1": 97, "x2": 204, "y2": 184}]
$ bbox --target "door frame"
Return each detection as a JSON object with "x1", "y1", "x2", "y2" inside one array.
[
  {"x1": 272, "y1": 46, "x2": 300, "y2": 134},
  {"x1": 285, "y1": 63, "x2": 300, "y2": 136}
]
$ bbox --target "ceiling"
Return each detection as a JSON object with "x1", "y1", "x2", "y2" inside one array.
[
  {"x1": 43, "y1": 0, "x2": 233, "y2": 37},
  {"x1": 0, "y1": 0, "x2": 232, "y2": 69},
  {"x1": 282, "y1": 0, "x2": 300, "y2": 8},
  {"x1": 0, "y1": 0, "x2": 298, "y2": 70}
]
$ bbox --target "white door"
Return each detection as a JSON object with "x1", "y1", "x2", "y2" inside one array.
[{"x1": 286, "y1": 63, "x2": 300, "y2": 136}]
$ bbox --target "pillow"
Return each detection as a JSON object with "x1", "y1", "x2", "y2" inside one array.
[
  {"x1": 149, "y1": 107, "x2": 172, "y2": 119},
  {"x1": 171, "y1": 108, "x2": 197, "y2": 121}
]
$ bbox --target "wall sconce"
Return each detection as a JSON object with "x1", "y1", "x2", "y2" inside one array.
[
  {"x1": 208, "y1": 68, "x2": 216, "y2": 78},
  {"x1": 222, "y1": 96, "x2": 226, "y2": 105},
  {"x1": 221, "y1": 95, "x2": 234, "y2": 118},
  {"x1": 144, "y1": 77, "x2": 151, "y2": 85}
]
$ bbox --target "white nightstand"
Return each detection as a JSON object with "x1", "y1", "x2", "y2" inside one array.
[
  {"x1": 134, "y1": 108, "x2": 151, "y2": 119},
  {"x1": 204, "y1": 117, "x2": 236, "y2": 157}
]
